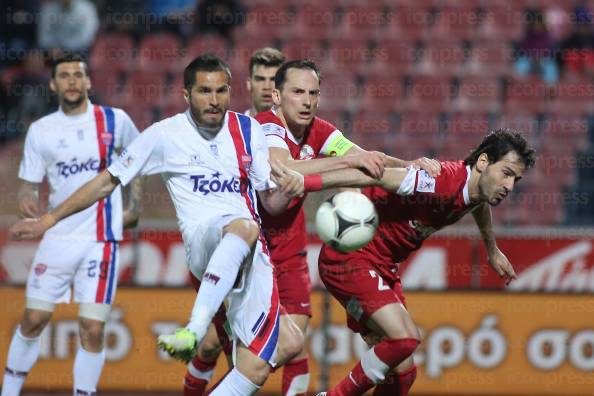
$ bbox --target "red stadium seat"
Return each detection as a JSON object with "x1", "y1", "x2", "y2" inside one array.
[
  {"x1": 120, "y1": 71, "x2": 168, "y2": 107},
  {"x1": 350, "y1": 110, "x2": 394, "y2": 151},
  {"x1": 242, "y1": 5, "x2": 292, "y2": 41},
  {"x1": 466, "y1": 41, "x2": 513, "y2": 76},
  {"x1": 138, "y1": 33, "x2": 182, "y2": 73},
  {"x1": 281, "y1": 41, "x2": 325, "y2": 62},
  {"x1": 431, "y1": 7, "x2": 480, "y2": 40},
  {"x1": 446, "y1": 112, "x2": 490, "y2": 138},
  {"x1": 451, "y1": 77, "x2": 502, "y2": 112},
  {"x1": 89, "y1": 70, "x2": 121, "y2": 103},
  {"x1": 322, "y1": 37, "x2": 372, "y2": 74},
  {"x1": 125, "y1": 104, "x2": 157, "y2": 131},
  {"x1": 492, "y1": 113, "x2": 538, "y2": 138},
  {"x1": 415, "y1": 40, "x2": 467, "y2": 76},
  {"x1": 370, "y1": 40, "x2": 417, "y2": 76},
  {"x1": 359, "y1": 76, "x2": 405, "y2": 112},
  {"x1": 549, "y1": 80, "x2": 594, "y2": 116},
  {"x1": 406, "y1": 76, "x2": 454, "y2": 112},
  {"x1": 541, "y1": 115, "x2": 588, "y2": 150},
  {"x1": 291, "y1": 5, "x2": 338, "y2": 39},
  {"x1": 337, "y1": 5, "x2": 387, "y2": 40},
  {"x1": 399, "y1": 111, "x2": 441, "y2": 142},
  {"x1": 477, "y1": 6, "x2": 524, "y2": 41},
  {"x1": 383, "y1": 6, "x2": 432, "y2": 40},
  {"x1": 319, "y1": 74, "x2": 359, "y2": 113},
  {"x1": 90, "y1": 33, "x2": 135, "y2": 73},
  {"x1": 185, "y1": 35, "x2": 231, "y2": 63},
  {"x1": 504, "y1": 77, "x2": 549, "y2": 114}
]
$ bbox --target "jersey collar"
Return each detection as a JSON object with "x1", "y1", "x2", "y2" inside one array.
[
  {"x1": 271, "y1": 107, "x2": 303, "y2": 144},
  {"x1": 463, "y1": 165, "x2": 472, "y2": 205},
  {"x1": 57, "y1": 99, "x2": 94, "y2": 121}
]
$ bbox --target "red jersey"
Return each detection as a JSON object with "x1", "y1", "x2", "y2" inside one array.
[
  {"x1": 255, "y1": 109, "x2": 344, "y2": 262},
  {"x1": 320, "y1": 161, "x2": 479, "y2": 267}
]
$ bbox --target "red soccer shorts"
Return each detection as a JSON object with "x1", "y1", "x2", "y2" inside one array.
[{"x1": 274, "y1": 254, "x2": 312, "y2": 317}]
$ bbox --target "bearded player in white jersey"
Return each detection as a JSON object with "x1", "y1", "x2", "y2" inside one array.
[
  {"x1": 10, "y1": 54, "x2": 306, "y2": 396},
  {"x1": 2, "y1": 55, "x2": 142, "y2": 396}
]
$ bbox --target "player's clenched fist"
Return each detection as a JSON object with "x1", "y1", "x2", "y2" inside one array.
[
  {"x1": 346, "y1": 151, "x2": 386, "y2": 179},
  {"x1": 9, "y1": 214, "x2": 56, "y2": 240},
  {"x1": 270, "y1": 160, "x2": 304, "y2": 197}
]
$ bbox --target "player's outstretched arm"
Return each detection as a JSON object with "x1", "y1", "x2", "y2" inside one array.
[
  {"x1": 315, "y1": 166, "x2": 410, "y2": 192},
  {"x1": 10, "y1": 170, "x2": 121, "y2": 240},
  {"x1": 123, "y1": 176, "x2": 144, "y2": 229},
  {"x1": 17, "y1": 181, "x2": 40, "y2": 219},
  {"x1": 472, "y1": 203, "x2": 517, "y2": 284},
  {"x1": 259, "y1": 160, "x2": 305, "y2": 215},
  {"x1": 270, "y1": 146, "x2": 387, "y2": 179}
]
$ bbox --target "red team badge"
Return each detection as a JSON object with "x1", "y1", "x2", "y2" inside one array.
[
  {"x1": 101, "y1": 132, "x2": 113, "y2": 146},
  {"x1": 34, "y1": 263, "x2": 47, "y2": 276},
  {"x1": 241, "y1": 154, "x2": 252, "y2": 172}
]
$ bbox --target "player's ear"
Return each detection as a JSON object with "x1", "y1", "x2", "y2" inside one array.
[
  {"x1": 272, "y1": 88, "x2": 281, "y2": 106},
  {"x1": 49, "y1": 78, "x2": 57, "y2": 94},
  {"x1": 183, "y1": 89, "x2": 190, "y2": 105},
  {"x1": 476, "y1": 153, "x2": 489, "y2": 173},
  {"x1": 246, "y1": 77, "x2": 252, "y2": 93}
]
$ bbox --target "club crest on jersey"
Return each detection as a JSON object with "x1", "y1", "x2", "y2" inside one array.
[
  {"x1": 189, "y1": 154, "x2": 204, "y2": 166},
  {"x1": 77, "y1": 130, "x2": 84, "y2": 140},
  {"x1": 56, "y1": 139, "x2": 68, "y2": 149},
  {"x1": 101, "y1": 132, "x2": 113, "y2": 145},
  {"x1": 210, "y1": 144, "x2": 219, "y2": 156},
  {"x1": 34, "y1": 263, "x2": 47, "y2": 276},
  {"x1": 299, "y1": 144, "x2": 315, "y2": 160},
  {"x1": 241, "y1": 154, "x2": 252, "y2": 172}
]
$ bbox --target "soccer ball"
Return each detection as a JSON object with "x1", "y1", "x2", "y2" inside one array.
[{"x1": 315, "y1": 191, "x2": 378, "y2": 253}]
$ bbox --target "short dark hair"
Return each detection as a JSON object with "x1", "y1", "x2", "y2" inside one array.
[
  {"x1": 184, "y1": 54, "x2": 232, "y2": 90},
  {"x1": 51, "y1": 54, "x2": 88, "y2": 78},
  {"x1": 249, "y1": 47, "x2": 285, "y2": 76},
  {"x1": 274, "y1": 59, "x2": 321, "y2": 91},
  {"x1": 464, "y1": 128, "x2": 536, "y2": 169}
]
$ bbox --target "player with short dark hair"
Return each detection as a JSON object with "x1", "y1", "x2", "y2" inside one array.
[
  {"x1": 2, "y1": 55, "x2": 142, "y2": 396},
  {"x1": 245, "y1": 47, "x2": 286, "y2": 117},
  {"x1": 289, "y1": 128, "x2": 536, "y2": 396}
]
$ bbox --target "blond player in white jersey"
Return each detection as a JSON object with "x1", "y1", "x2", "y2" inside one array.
[
  {"x1": 10, "y1": 54, "x2": 306, "y2": 396},
  {"x1": 1, "y1": 56, "x2": 142, "y2": 396}
]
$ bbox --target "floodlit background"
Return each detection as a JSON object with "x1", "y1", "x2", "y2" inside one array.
[{"x1": 1, "y1": 0, "x2": 594, "y2": 394}]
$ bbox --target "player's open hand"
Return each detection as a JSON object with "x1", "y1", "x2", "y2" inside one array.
[
  {"x1": 270, "y1": 159, "x2": 304, "y2": 198},
  {"x1": 9, "y1": 214, "x2": 55, "y2": 240},
  {"x1": 488, "y1": 247, "x2": 517, "y2": 285},
  {"x1": 411, "y1": 157, "x2": 441, "y2": 177},
  {"x1": 347, "y1": 151, "x2": 386, "y2": 179},
  {"x1": 18, "y1": 198, "x2": 39, "y2": 219}
]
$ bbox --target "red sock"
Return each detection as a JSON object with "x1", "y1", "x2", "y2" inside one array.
[
  {"x1": 282, "y1": 357, "x2": 310, "y2": 396},
  {"x1": 184, "y1": 354, "x2": 217, "y2": 396},
  {"x1": 372, "y1": 365, "x2": 417, "y2": 396},
  {"x1": 328, "y1": 338, "x2": 419, "y2": 396}
]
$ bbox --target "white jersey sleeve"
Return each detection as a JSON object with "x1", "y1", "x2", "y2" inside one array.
[
  {"x1": 249, "y1": 121, "x2": 276, "y2": 191},
  {"x1": 262, "y1": 122, "x2": 290, "y2": 151},
  {"x1": 107, "y1": 124, "x2": 165, "y2": 186},
  {"x1": 113, "y1": 108, "x2": 140, "y2": 149},
  {"x1": 19, "y1": 123, "x2": 45, "y2": 183}
]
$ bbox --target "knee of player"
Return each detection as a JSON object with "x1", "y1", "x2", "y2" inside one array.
[
  {"x1": 21, "y1": 309, "x2": 52, "y2": 337},
  {"x1": 225, "y1": 218, "x2": 261, "y2": 246},
  {"x1": 78, "y1": 317, "x2": 106, "y2": 346}
]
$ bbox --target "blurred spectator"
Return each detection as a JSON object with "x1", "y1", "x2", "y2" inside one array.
[
  {"x1": 0, "y1": 0, "x2": 40, "y2": 67},
  {"x1": 146, "y1": 0, "x2": 196, "y2": 37},
  {"x1": 37, "y1": 0, "x2": 99, "y2": 55},
  {"x1": 9, "y1": 51, "x2": 52, "y2": 137},
  {"x1": 195, "y1": 0, "x2": 246, "y2": 41},
  {"x1": 100, "y1": 0, "x2": 146, "y2": 39},
  {"x1": 514, "y1": 9, "x2": 559, "y2": 84},
  {"x1": 558, "y1": 5, "x2": 594, "y2": 78}
]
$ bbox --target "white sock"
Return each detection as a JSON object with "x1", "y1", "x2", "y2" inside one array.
[
  {"x1": 209, "y1": 368, "x2": 260, "y2": 396},
  {"x1": 187, "y1": 233, "x2": 251, "y2": 341},
  {"x1": 1, "y1": 327, "x2": 41, "y2": 396},
  {"x1": 72, "y1": 347, "x2": 105, "y2": 395}
]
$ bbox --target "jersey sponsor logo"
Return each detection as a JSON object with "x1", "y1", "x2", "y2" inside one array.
[
  {"x1": 417, "y1": 170, "x2": 436, "y2": 193},
  {"x1": 56, "y1": 158, "x2": 101, "y2": 178},
  {"x1": 299, "y1": 144, "x2": 315, "y2": 160},
  {"x1": 34, "y1": 263, "x2": 47, "y2": 276},
  {"x1": 190, "y1": 172, "x2": 250, "y2": 195}
]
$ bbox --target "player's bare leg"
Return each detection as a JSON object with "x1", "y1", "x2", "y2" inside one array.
[
  {"x1": 281, "y1": 314, "x2": 310, "y2": 395},
  {"x1": 208, "y1": 315, "x2": 303, "y2": 395},
  {"x1": 2, "y1": 306, "x2": 52, "y2": 396},
  {"x1": 360, "y1": 334, "x2": 417, "y2": 396},
  {"x1": 75, "y1": 312, "x2": 109, "y2": 395},
  {"x1": 324, "y1": 303, "x2": 420, "y2": 396}
]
